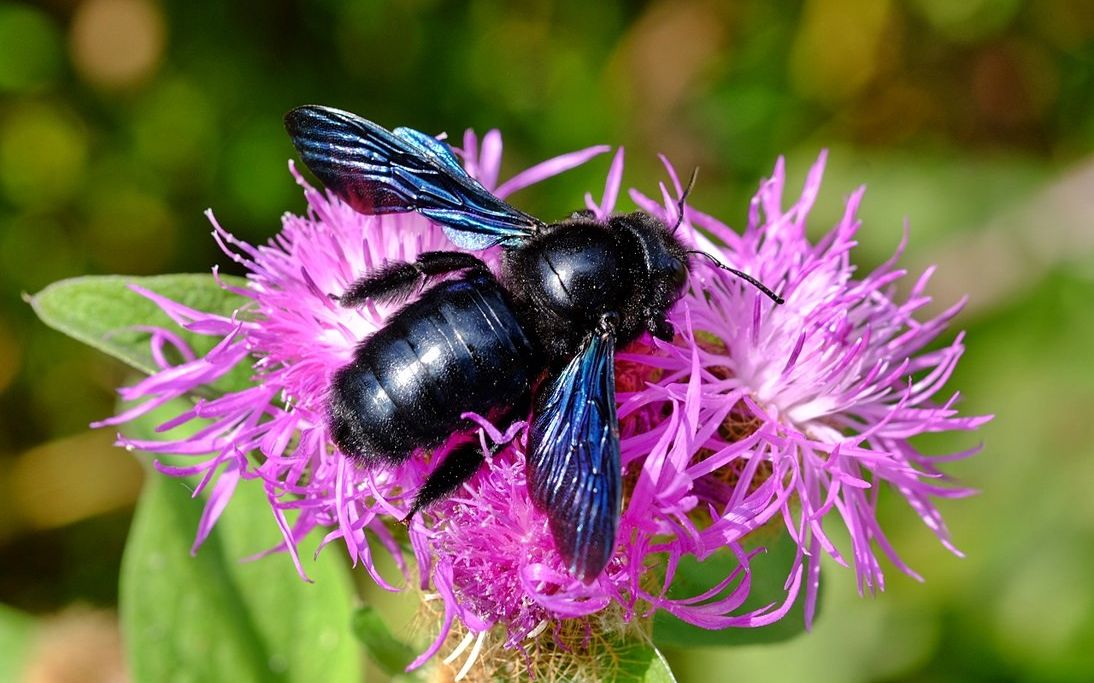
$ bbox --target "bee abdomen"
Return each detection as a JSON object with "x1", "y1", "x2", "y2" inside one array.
[{"x1": 329, "y1": 273, "x2": 540, "y2": 462}]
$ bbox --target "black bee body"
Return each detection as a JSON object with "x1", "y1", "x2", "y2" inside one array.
[
  {"x1": 330, "y1": 211, "x2": 685, "y2": 463},
  {"x1": 329, "y1": 271, "x2": 540, "y2": 465},
  {"x1": 286, "y1": 105, "x2": 782, "y2": 581}
]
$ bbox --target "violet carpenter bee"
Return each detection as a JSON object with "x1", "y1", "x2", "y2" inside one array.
[{"x1": 284, "y1": 106, "x2": 783, "y2": 582}]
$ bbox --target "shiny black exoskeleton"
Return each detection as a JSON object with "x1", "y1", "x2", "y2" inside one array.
[
  {"x1": 286, "y1": 106, "x2": 783, "y2": 582},
  {"x1": 329, "y1": 268, "x2": 539, "y2": 463}
]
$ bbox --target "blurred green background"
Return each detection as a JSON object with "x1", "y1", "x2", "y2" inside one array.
[{"x1": 1, "y1": 0, "x2": 1093, "y2": 681}]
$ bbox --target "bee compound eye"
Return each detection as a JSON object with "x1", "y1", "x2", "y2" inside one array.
[{"x1": 672, "y1": 257, "x2": 688, "y2": 290}]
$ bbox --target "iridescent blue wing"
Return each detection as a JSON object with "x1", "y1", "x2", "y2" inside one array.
[
  {"x1": 527, "y1": 330, "x2": 621, "y2": 583},
  {"x1": 285, "y1": 105, "x2": 542, "y2": 249}
]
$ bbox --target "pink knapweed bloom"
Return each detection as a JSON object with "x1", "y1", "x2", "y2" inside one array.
[
  {"x1": 627, "y1": 151, "x2": 991, "y2": 626},
  {"x1": 97, "y1": 128, "x2": 987, "y2": 675}
]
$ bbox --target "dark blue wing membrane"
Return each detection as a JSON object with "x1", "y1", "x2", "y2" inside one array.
[
  {"x1": 284, "y1": 105, "x2": 541, "y2": 249},
  {"x1": 527, "y1": 330, "x2": 621, "y2": 582}
]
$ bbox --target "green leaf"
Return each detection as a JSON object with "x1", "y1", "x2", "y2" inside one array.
[
  {"x1": 351, "y1": 606, "x2": 418, "y2": 679},
  {"x1": 28, "y1": 273, "x2": 252, "y2": 393},
  {"x1": 119, "y1": 403, "x2": 363, "y2": 683},
  {"x1": 612, "y1": 636, "x2": 678, "y2": 682},
  {"x1": 652, "y1": 529, "x2": 817, "y2": 648},
  {"x1": 0, "y1": 603, "x2": 38, "y2": 683}
]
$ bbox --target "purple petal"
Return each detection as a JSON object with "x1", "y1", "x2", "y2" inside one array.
[{"x1": 495, "y1": 145, "x2": 610, "y2": 199}]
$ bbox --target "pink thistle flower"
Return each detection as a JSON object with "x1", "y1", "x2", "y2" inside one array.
[
  {"x1": 97, "y1": 131, "x2": 776, "y2": 670},
  {"x1": 95, "y1": 122, "x2": 989, "y2": 677},
  {"x1": 627, "y1": 151, "x2": 992, "y2": 627}
]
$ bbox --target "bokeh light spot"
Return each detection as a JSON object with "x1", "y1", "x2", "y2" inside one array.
[
  {"x1": 0, "y1": 2, "x2": 63, "y2": 93},
  {"x1": 9, "y1": 431, "x2": 143, "y2": 530},
  {"x1": 21, "y1": 610, "x2": 126, "y2": 683},
  {"x1": 70, "y1": 0, "x2": 165, "y2": 90},
  {"x1": 790, "y1": 0, "x2": 891, "y2": 104},
  {"x1": 993, "y1": 543, "x2": 1093, "y2": 671},
  {"x1": 85, "y1": 185, "x2": 176, "y2": 274},
  {"x1": 0, "y1": 215, "x2": 82, "y2": 292},
  {"x1": 972, "y1": 39, "x2": 1059, "y2": 129},
  {"x1": 0, "y1": 102, "x2": 88, "y2": 208},
  {"x1": 908, "y1": 0, "x2": 1023, "y2": 43},
  {"x1": 0, "y1": 315, "x2": 21, "y2": 394},
  {"x1": 1031, "y1": 0, "x2": 1094, "y2": 51},
  {"x1": 132, "y1": 78, "x2": 217, "y2": 176},
  {"x1": 613, "y1": 0, "x2": 725, "y2": 160}
]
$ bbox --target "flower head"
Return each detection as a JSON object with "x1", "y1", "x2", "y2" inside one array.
[
  {"x1": 628, "y1": 151, "x2": 992, "y2": 624},
  {"x1": 97, "y1": 127, "x2": 988, "y2": 676}
]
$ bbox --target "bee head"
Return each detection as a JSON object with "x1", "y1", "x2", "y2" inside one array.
[
  {"x1": 608, "y1": 170, "x2": 783, "y2": 345},
  {"x1": 617, "y1": 168, "x2": 784, "y2": 343},
  {"x1": 610, "y1": 210, "x2": 690, "y2": 342}
]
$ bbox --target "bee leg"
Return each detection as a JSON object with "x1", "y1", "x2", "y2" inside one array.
[
  {"x1": 403, "y1": 439, "x2": 494, "y2": 521},
  {"x1": 338, "y1": 251, "x2": 491, "y2": 307},
  {"x1": 403, "y1": 392, "x2": 530, "y2": 522}
]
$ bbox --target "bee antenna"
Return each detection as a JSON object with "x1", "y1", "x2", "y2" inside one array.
[
  {"x1": 671, "y1": 167, "x2": 700, "y2": 234},
  {"x1": 686, "y1": 250, "x2": 785, "y2": 305}
]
